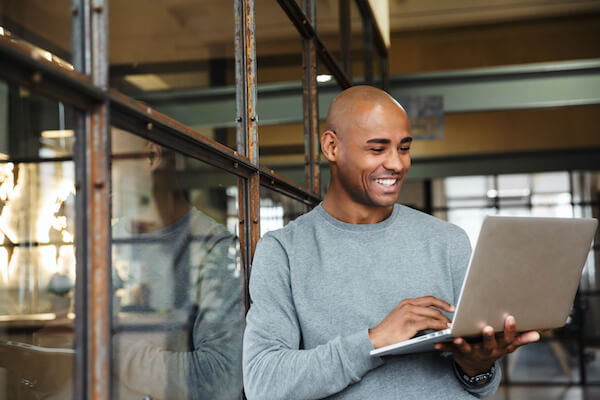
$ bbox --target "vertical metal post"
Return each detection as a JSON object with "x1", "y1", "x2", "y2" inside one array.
[
  {"x1": 302, "y1": 0, "x2": 320, "y2": 196},
  {"x1": 380, "y1": 53, "x2": 390, "y2": 92},
  {"x1": 569, "y1": 172, "x2": 588, "y2": 385},
  {"x1": 423, "y1": 179, "x2": 432, "y2": 215},
  {"x1": 339, "y1": 0, "x2": 352, "y2": 81},
  {"x1": 88, "y1": 1, "x2": 111, "y2": 399},
  {"x1": 235, "y1": 0, "x2": 260, "y2": 308},
  {"x1": 362, "y1": 17, "x2": 374, "y2": 85},
  {"x1": 72, "y1": 1, "x2": 90, "y2": 399}
]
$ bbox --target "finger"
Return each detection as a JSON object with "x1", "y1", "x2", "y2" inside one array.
[
  {"x1": 408, "y1": 296, "x2": 456, "y2": 313},
  {"x1": 405, "y1": 304, "x2": 452, "y2": 324},
  {"x1": 434, "y1": 342, "x2": 455, "y2": 352},
  {"x1": 453, "y1": 337, "x2": 472, "y2": 353},
  {"x1": 411, "y1": 317, "x2": 452, "y2": 333},
  {"x1": 482, "y1": 326, "x2": 496, "y2": 353},
  {"x1": 513, "y1": 331, "x2": 541, "y2": 347},
  {"x1": 503, "y1": 315, "x2": 516, "y2": 344}
]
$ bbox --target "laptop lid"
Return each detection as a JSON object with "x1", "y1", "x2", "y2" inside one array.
[{"x1": 451, "y1": 215, "x2": 597, "y2": 337}]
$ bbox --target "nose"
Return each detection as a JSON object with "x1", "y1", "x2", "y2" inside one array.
[{"x1": 383, "y1": 148, "x2": 409, "y2": 174}]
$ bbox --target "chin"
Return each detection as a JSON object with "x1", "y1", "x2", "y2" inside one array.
[{"x1": 368, "y1": 195, "x2": 400, "y2": 208}]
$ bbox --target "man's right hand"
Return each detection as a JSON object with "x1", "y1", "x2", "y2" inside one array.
[{"x1": 368, "y1": 296, "x2": 455, "y2": 349}]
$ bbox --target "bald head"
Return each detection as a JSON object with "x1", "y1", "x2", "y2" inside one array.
[{"x1": 324, "y1": 85, "x2": 405, "y2": 136}]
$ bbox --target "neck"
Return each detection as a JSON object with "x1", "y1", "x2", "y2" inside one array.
[
  {"x1": 130, "y1": 189, "x2": 191, "y2": 234},
  {"x1": 154, "y1": 189, "x2": 191, "y2": 229},
  {"x1": 321, "y1": 183, "x2": 394, "y2": 225}
]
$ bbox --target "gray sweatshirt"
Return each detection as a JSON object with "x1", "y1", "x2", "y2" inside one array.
[
  {"x1": 112, "y1": 209, "x2": 243, "y2": 400},
  {"x1": 243, "y1": 204, "x2": 501, "y2": 399}
]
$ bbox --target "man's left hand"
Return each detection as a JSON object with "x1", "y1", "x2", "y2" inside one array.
[{"x1": 434, "y1": 315, "x2": 540, "y2": 376}]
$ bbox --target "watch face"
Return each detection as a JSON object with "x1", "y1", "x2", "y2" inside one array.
[{"x1": 456, "y1": 363, "x2": 495, "y2": 386}]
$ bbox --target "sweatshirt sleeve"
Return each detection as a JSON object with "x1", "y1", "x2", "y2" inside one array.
[
  {"x1": 243, "y1": 234, "x2": 384, "y2": 400},
  {"x1": 115, "y1": 234, "x2": 243, "y2": 400},
  {"x1": 448, "y1": 226, "x2": 502, "y2": 398}
]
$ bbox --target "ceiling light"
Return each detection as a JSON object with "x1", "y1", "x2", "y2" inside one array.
[
  {"x1": 41, "y1": 129, "x2": 74, "y2": 138},
  {"x1": 317, "y1": 74, "x2": 333, "y2": 83}
]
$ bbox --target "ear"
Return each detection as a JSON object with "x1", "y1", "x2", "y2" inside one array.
[
  {"x1": 147, "y1": 143, "x2": 164, "y2": 171},
  {"x1": 320, "y1": 130, "x2": 339, "y2": 162}
]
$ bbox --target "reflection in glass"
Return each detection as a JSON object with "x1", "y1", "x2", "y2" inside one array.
[
  {"x1": 110, "y1": 128, "x2": 243, "y2": 400},
  {"x1": 109, "y1": 1, "x2": 237, "y2": 150},
  {"x1": 0, "y1": 80, "x2": 75, "y2": 160},
  {"x1": 109, "y1": 0, "x2": 234, "y2": 91},
  {"x1": 259, "y1": 186, "x2": 310, "y2": 236},
  {"x1": 0, "y1": 0, "x2": 73, "y2": 65},
  {"x1": 0, "y1": 81, "x2": 77, "y2": 399}
]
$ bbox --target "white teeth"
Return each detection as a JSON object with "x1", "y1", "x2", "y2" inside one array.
[{"x1": 375, "y1": 179, "x2": 397, "y2": 186}]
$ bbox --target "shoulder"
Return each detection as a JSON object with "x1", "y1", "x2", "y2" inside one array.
[
  {"x1": 189, "y1": 208, "x2": 231, "y2": 236},
  {"x1": 258, "y1": 206, "x2": 319, "y2": 246}
]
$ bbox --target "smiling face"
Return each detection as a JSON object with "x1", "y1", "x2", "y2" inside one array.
[{"x1": 321, "y1": 87, "x2": 412, "y2": 223}]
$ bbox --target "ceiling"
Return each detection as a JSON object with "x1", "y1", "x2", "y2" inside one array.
[
  {"x1": 3, "y1": 0, "x2": 600, "y2": 65},
  {"x1": 2, "y1": 0, "x2": 599, "y2": 91}
]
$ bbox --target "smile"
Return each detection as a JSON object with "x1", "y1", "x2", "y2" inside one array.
[{"x1": 375, "y1": 178, "x2": 398, "y2": 187}]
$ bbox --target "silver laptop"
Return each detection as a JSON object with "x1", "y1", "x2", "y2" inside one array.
[{"x1": 370, "y1": 215, "x2": 598, "y2": 357}]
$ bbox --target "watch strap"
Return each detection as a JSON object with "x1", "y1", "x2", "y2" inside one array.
[{"x1": 453, "y1": 361, "x2": 496, "y2": 386}]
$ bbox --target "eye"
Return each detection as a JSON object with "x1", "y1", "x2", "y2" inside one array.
[
  {"x1": 399, "y1": 146, "x2": 411, "y2": 152},
  {"x1": 370, "y1": 148, "x2": 384, "y2": 153}
]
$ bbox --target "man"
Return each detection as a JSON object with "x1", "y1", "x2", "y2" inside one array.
[
  {"x1": 111, "y1": 131, "x2": 243, "y2": 400},
  {"x1": 243, "y1": 86, "x2": 540, "y2": 399}
]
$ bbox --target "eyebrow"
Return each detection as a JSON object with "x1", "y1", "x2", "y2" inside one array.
[{"x1": 366, "y1": 137, "x2": 413, "y2": 144}]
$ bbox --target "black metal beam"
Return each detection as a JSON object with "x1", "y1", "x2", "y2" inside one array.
[
  {"x1": 277, "y1": 0, "x2": 351, "y2": 89},
  {"x1": 0, "y1": 36, "x2": 104, "y2": 109},
  {"x1": 354, "y1": 0, "x2": 388, "y2": 58},
  {"x1": 339, "y1": 0, "x2": 352, "y2": 79}
]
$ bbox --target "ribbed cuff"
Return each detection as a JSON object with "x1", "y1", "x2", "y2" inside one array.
[{"x1": 339, "y1": 329, "x2": 385, "y2": 382}]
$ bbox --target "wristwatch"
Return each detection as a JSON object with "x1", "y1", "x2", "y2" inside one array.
[{"x1": 453, "y1": 362, "x2": 495, "y2": 386}]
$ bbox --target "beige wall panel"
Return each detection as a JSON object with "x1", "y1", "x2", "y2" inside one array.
[
  {"x1": 389, "y1": 15, "x2": 600, "y2": 74},
  {"x1": 410, "y1": 105, "x2": 600, "y2": 158},
  {"x1": 259, "y1": 105, "x2": 600, "y2": 163}
]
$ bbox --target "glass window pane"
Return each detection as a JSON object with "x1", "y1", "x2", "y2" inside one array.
[
  {"x1": 258, "y1": 122, "x2": 306, "y2": 189},
  {"x1": 530, "y1": 203, "x2": 573, "y2": 218},
  {"x1": 109, "y1": 0, "x2": 236, "y2": 150},
  {"x1": 110, "y1": 128, "x2": 243, "y2": 400},
  {"x1": 259, "y1": 186, "x2": 310, "y2": 236},
  {"x1": 446, "y1": 208, "x2": 496, "y2": 249},
  {"x1": 533, "y1": 172, "x2": 570, "y2": 194},
  {"x1": 0, "y1": 80, "x2": 75, "y2": 159},
  {"x1": 254, "y1": 2, "x2": 306, "y2": 188},
  {"x1": 315, "y1": 0, "x2": 362, "y2": 81},
  {"x1": 444, "y1": 176, "x2": 492, "y2": 199},
  {"x1": 255, "y1": 0, "x2": 300, "y2": 84},
  {"x1": 572, "y1": 171, "x2": 600, "y2": 205},
  {"x1": 0, "y1": 83, "x2": 77, "y2": 399},
  {"x1": 0, "y1": 1, "x2": 73, "y2": 66},
  {"x1": 497, "y1": 174, "x2": 530, "y2": 207},
  {"x1": 498, "y1": 173, "x2": 529, "y2": 193}
]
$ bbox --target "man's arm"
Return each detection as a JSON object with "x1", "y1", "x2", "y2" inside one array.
[
  {"x1": 243, "y1": 234, "x2": 383, "y2": 400},
  {"x1": 116, "y1": 234, "x2": 243, "y2": 400}
]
